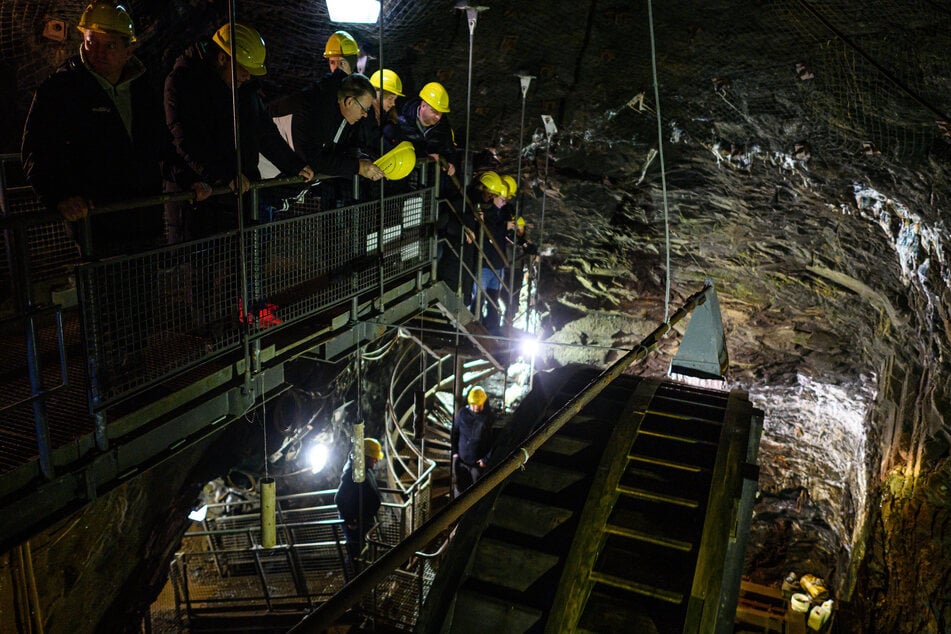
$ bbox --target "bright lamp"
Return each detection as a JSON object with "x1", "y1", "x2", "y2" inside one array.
[{"x1": 326, "y1": 0, "x2": 380, "y2": 23}]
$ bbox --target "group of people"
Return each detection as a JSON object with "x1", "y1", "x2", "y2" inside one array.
[
  {"x1": 21, "y1": 3, "x2": 463, "y2": 256},
  {"x1": 21, "y1": 3, "x2": 538, "y2": 337}
]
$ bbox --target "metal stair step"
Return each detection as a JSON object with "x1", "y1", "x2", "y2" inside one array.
[
  {"x1": 615, "y1": 484, "x2": 699, "y2": 509},
  {"x1": 536, "y1": 434, "x2": 592, "y2": 457},
  {"x1": 509, "y1": 462, "x2": 586, "y2": 494},
  {"x1": 490, "y1": 494, "x2": 574, "y2": 538},
  {"x1": 450, "y1": 589, "x2": 543, "y2": 634},
  {"x1": 471, "y1": 537, "x2": 560, "y2": 592},
  {"x1": 603, "y1": 523, "x2": 694, "y2": 552},
  {"x1": 579, "y1": 589, "x2": 681, "y2": 633},
  {"x1": 588, "y1": 570, "x2": 684, "y2": 604}
]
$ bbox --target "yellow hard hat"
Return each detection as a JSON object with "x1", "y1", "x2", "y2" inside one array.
[
  {"x1": 324, "y1": 30, "x2": 360, "y2": 58},
  {"x1": 374, "y1": 141, "x2": 417, "y2": 180},
  {"x1": 467, "y1": 386, "x2": 487, "y2": 406},
  {"x1": 516, "y1": 216, "x2": 526, "y2": 228},
  {"x1": 77, "y1": 2, "x2": 136, "y2": 42},
  {"x1": 419, "y1": 82, "x2": 451, "y2": 113},
  {"x1": 213, "y1": 23, "x2": 267, "y2": 76},
  {"x1": 370, "y1": 69, "x2": 405, "y2": 97},
  {"x1": 502, "y1": 175, "x2": 517, "y2": 198},
  {"x1": 479, "y1": 171, "x2": 507, "y2": 198},
  {"x1": 364, "y1": 437, "x2": 383, "y2": 460}
]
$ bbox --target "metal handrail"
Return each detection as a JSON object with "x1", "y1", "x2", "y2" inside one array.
[{"x1": 288, "y1": 281, "x2": 716, "y2": 633}]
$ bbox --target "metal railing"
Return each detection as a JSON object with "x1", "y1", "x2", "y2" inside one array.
[
  {"x1": 169, "y1": 470, "x2": 436, "y2": 627},
  {"x1": 0, "y1": 157, "x2": 440, "y2": 480},
  {"x1": 288, "y1": 282, "x2": 718, "y2": 633}
]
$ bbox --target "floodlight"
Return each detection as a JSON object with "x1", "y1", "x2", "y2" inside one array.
[
  {"x1": 307, "y1": 442, "x2": 331, "y2": 474},
  {"x1": 326, "y1": 0, "x2": 380, "y2": 23}
]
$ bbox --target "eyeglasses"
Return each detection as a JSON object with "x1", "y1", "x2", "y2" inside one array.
[{"x1": 351, "y1": 96, "x2": 370, "y2": 115}]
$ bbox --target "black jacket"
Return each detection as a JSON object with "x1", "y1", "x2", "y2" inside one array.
[
  {"x1": 164, "y1": 38, "x2": 305, "y2": 188},
  {"x1": 268, "y1": 69, "x2": 363, "y2": 177},
  {"x1": 383, "y1": 98, "x2": 459, "y2": 171},
  {"x1": 21, "y1": 54, "x2": 164, "y2": 255},
  {"x1": 335, "y1": 461, "x2": 381, "y2": 530},
  {"x1": 451, "y1": 405, "x2": 495, "y2": 466}
]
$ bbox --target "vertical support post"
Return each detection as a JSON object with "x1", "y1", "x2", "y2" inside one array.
[{"x1": 261, "y1": 477, "x2": 276, "y2": 548}]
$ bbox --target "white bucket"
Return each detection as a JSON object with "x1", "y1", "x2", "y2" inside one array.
[{"x1": 790, "y1": 592, "x2": 812, "y2": 613}]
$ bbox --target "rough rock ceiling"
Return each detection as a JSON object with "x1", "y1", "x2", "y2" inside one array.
[{"x1": 4, "y1": 0, "x2": 951, "y2": 631}]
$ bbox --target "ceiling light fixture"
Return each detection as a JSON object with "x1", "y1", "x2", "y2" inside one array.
[{"x1": 326, "y1": 0, "x2": 380, "y2": 23}]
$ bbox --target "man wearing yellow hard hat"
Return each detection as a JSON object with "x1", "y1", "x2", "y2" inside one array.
[
  {"x1": 163, "y1": 22, "x2": 313, "y2": 241},
  {"x1": 335, "y1": 437, "x2": 384, "y2": 574},
  {"x1": 323, "y1": 30, "x2": 360, "y2": 76},
  {"x1": 451, "y1": 386, "x2": 495, "y2": 497},
  {"x1": 22, "y1": 2, "x2": 168, "y2": 257},
  {"x1": 383, "y1": 80, "x2": 459, "y2": 178}
]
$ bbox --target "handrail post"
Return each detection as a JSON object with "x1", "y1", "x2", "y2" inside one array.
[{"x1": 7, "y1": 202, "x2": 55, "y2": 477}]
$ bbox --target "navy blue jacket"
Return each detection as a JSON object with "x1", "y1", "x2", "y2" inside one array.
[
  {"x1": 335, "y1": 461, "x2": 381, "y2": 530},
  {"x1": 383, "y1": 98, "x2": 458, "y2": 171},
  {"x1": 21, "y1": 55, "x2": 164, "y2": 255},
  {"x1": 452, "y1": 405, "x2": 495, "y2": 466}
]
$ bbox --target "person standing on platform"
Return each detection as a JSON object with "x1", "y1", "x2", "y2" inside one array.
[
  {"x1": 22, "y1": 1, "x2": 170, "y2": 258},
  {"x1": 163, "y1": 22, "x2": 313, "y2": 242},
  {"x1": 335, "y1": 437, "x2": 384, "y2": 574},
  {"x1": 451, "y1": 386, "x2": 495, "y2": 498}
]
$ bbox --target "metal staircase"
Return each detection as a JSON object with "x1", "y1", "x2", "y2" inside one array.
[{"x1": 422, "y1": 368, "x2": 762, "y2": 634}]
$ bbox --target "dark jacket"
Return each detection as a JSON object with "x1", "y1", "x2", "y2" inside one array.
[
  {"x1": 335, "y1": 461, "x2": 381, "y2": 530},
  {"x1": 268, "y1": 69, "x2": 362, "y2": 177},
  {"x1": 21, "y1": 54, "x2": 164, "y2": 256},
  {"x1": 383, "y1": 98, "x2": 458, "y2": 171},
  {"x1": 164, "y1": 38, "x2": 305, "y2": 188},
  {"x1": 452, "y1": 405, "x2": 495, "y2": 466},
  {"x1": 480, "y1": 201, "x2": 510, "y2": 270}
]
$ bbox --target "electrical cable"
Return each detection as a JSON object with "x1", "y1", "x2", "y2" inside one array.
[{"x1": 647, "y1": 0, "x2": 672, "y2": 322}]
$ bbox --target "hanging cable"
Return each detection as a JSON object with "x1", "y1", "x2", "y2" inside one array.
[{"x1": 647, "y1": 0, "x2": 672, "y2": 321}]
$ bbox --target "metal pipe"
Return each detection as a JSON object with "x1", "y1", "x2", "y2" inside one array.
[{"x1": 288, "y1": 282, "x2": 713, "y2": 633}]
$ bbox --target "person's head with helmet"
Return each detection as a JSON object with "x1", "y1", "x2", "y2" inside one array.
[
  {"x1": 417, "y1": 82, "x2": 450, "y2": 127},
  {"x1": 478, "y1": 171, "x2": 508, "y2": 207},
  {"x1": 363, "y1": 437, "x2": 384, "y2": 469},
  {"x1": 502, "y1": 175, "x2": 518, "y2": 201},
  {"x1": 369, "y1": 69, "x2": 404, "y2": 115},
  {"x1": 76, "y1": 2, "x2": 137, "y2": 84},
  {"x1": 467, "y1": 386, "x2": 488, "y2": 413},
  {"x1": 324, "y1": 30, "x2": 360, "y2": 75},
  {"x1": 210, "y1": 23, "x2": 268, "y2": 89}
]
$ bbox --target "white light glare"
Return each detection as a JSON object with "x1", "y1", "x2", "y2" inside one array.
[
  {"x1": 326, "y1": 0, "x2": 380, "y2": 23},
  {"x1": 520, "y1": 336, "x2": 539, "y2": 358},
  {"x1": 308, "y1": 442, "x2": 331, "y2": 474},
  {"x1": 188, "y1": 505, "x2": 208, "y2": 522}
]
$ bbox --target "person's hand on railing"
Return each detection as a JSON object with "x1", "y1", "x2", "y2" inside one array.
[
  {"x1": 358, "y1": 159, "x2": 385, "y2": 181},
  {"x1": 57, "y1": 195, "x2": 90, "y2": 221},
  {"x1": 464, "y1": 227, "x2": 475, "y2": 244},
  {"x1": 299, "y1": 165, "x2": 315, "y2": 182},
  {"x1": 191, "y1": 181, "x2": 213, "y2": 202},
  {"x1": 229, "y1": 174, "x2": 251, "y2": 194},
  {"x1": 430, "y1": 153, "x2": 456, "y2": 176}
]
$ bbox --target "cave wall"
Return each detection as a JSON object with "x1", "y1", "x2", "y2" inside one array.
[{"x1": 4, "y1": 0, "x2": 951, "y2": 631}]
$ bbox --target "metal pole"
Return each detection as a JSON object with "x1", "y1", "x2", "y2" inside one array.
[
  {"x1": 225, "y1": 3, "x2": 254, "y2": 405},
  {"x1": 527, "y1": 116, "x2": 556, "y2": 387},
  {"x1": 287, "y1": 283, "x2": 714, "y2": 633},
  {"x1": 503, "y1": 73, "x2": 534, "y2": 407}
]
